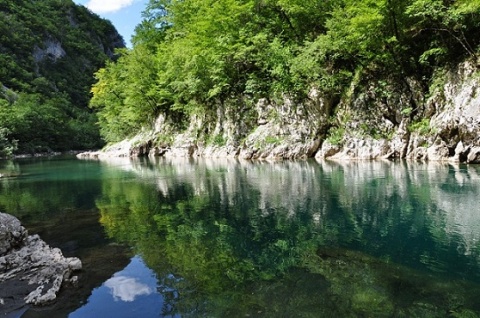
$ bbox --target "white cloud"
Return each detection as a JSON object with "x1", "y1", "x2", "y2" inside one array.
[
  {"x1": 105, "y1": 275, "x2": 153, "y2": 302},
  {"x1": 85, "y1": 0, "x2": 136, "y2": 13}
]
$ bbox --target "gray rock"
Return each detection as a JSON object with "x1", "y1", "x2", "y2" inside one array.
[
  {"x1": 0, "y1": 213, "x2": 81, "y2": 313},
  {"x1": 319, "y1": 138, "x2": 394, "y2": 160},
  {"x1": 467, "y1": 147, "x2": 480, "y2": 163},
  {"x1": 33, "y1": 39, "x2": 66, "y2": 63},
  {"x1": 450, "y1": 141, "x2": 468, "y2": 162},
  {"x1": 0, "y1": 213, "x2": 28, "y2": 256},
  {"x1": 426, "y1": 139, "x2": 450, "y2": 161},
  {"x1": 315, "y1": 141, "x2": 341, "y2": 159}
]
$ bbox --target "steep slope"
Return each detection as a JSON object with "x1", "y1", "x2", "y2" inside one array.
[{"x1": 0, "y1": 0, "x2": 124, "y2": 155}]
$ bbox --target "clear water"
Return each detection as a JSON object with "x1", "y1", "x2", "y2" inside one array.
[{"x1": 1, "y1": 156, "x2": 480, "y2": 317}]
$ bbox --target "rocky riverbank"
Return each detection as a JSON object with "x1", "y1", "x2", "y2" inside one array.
[
  {"x1": 0, "y1": 213, "x2": 82, "y2": 315},
  {"x1": 78, "y1": 60, "x2": 480, "y2": 163}
]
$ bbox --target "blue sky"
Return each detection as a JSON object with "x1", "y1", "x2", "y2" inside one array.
[{"x1": 72, "y1": 0, "x2": 149, "y2": 48}]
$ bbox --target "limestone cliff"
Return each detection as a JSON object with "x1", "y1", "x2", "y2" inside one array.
[
  {"x1": 80, "y1": 59, "x2": 480, "y2": 163},
  {"x1": 317, "y1": 60, "x2": 480, "y2": 163}
]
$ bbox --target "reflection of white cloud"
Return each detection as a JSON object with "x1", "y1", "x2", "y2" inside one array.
[
  {"x1": 85, "y1": 0, "x2": 136, "y2": 13},
  {"x1": 104, "y1": 275, "x2": 153, "y2": 302}
]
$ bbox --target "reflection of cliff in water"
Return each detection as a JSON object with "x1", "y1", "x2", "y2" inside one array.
[
  {"x1": 105, "y1": 157, "x2": 480, "y2": 276},
  {"x1": 95, "y1": 157, "x2": 480, "y2": 316}
]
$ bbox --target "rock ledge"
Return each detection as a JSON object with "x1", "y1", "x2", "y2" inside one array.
[{"x1": 0, "y1": 212, "x2": 81, "y2": 313}]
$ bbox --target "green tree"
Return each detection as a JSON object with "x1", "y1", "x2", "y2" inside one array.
[
  {"x1": 406, "y1": 0, "x2": 480, "y2": 65},
  {"x1": 91, "y1": 46, "x2": 165, "y2": 142},
  {"x1": 0, "y1": 127, "x2": 17, "y2": 157}
]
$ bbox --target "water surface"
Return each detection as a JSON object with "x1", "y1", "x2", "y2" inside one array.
[{"x1": 1, "y1": 157, "x2": 479, "y2": 317}]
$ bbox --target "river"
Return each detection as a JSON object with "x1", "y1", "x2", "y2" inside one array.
[{"x1": 1, "y1": 156, "x2": 479, "y2": 317}]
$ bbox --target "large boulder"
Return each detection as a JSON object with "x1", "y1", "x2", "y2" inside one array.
[{"x1": 0, "y1": 213, "x2": 82, "y2": 314}]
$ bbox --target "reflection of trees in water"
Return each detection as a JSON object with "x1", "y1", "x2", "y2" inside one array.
[
  {"x1": 0, "y1": 160, "x2": 20, "y2": 177},
  {"x1": 0, "y1": 159, "x2": 103, "y2": 219},
  {"x1": 97, "y1": 158, "x2": 480, "y2": 316},
  {"x1": 107, "y1": 158, "x2": 480, "y2": 267}
]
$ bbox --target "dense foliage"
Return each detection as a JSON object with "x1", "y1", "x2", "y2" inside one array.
[
  {"x1": 0, "y1": 0, "x2": 124, "y2": 155},
  {"x1": 91, "y1": 0, "x2": 480, "y2": 143}
]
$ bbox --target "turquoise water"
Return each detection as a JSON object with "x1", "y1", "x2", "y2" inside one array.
[{"x1": 1, "y1": 157, "x2": 480, "y2": 317}]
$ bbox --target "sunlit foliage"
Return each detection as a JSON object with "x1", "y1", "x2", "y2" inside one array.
[{"x1": 91, "y1": 0, "x2": 480, "y2": 143}]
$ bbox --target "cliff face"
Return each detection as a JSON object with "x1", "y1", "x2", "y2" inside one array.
[
  {"x1": 318, "y1": 60, "x2": 480, "y2": 163},
  {"x1": 83, "y1": 59, "x2": 480, "y2": 163}
]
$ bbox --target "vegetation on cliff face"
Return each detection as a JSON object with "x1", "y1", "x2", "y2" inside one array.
[
  {"x1": 0, "y1": 0, "x2": 124, "y2": 155},
  {"x1": 90, "y1": 0, "x2": 480, "y2": 147}
]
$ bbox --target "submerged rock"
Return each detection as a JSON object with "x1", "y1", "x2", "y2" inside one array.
[{"x1": 0, "y1": 213, "x2": 81, "y2": 314}]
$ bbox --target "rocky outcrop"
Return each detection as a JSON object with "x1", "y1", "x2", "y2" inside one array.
[
  {"x1": 428, "y1": 62, "x2": 480, "y2": 162},
  {"x1": 0, "y1": 213, "x2": 81, "y2": 314},
  {"x1": 236, "y1": 93, "x2": 330, "y2": 160},
  {"x1": 314, "y1": 61, "x2": 480, "y2": 162},
  {"x1": 78, "y1": 90, "x2": 333, "y2": 161},
  {"x1": 33, "y1": 39, "x2": 66, "y2": 63},
  {"x1": 78, "y1": 60, "x2": 479, "y2": 163}
]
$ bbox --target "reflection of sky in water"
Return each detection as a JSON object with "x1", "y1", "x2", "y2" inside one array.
[
  {"x1": 70, "y1": 256, "x2": 178, "y2": 318},
  {"x1": 105, "y1": 276, "x2": 152, "y2": 302}
]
